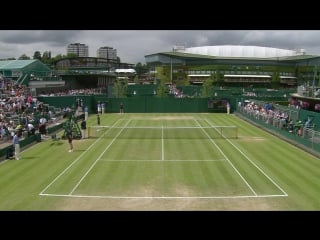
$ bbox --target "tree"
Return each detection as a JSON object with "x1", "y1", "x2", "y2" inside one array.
[
  {"x1": 272, "y1": 71, "x2": 280, "y2": 88},
  {"x1": 182, "y1": 75, "x2": 191, "y2": 86},
  {"x1": 156, "y1": 66, "x2": 170, "y2": 84},
  {"x1": 113, "y1": 78, "x2": 128, "y2": 98},
  {"x1": 201, "y1": 77, "x2": 214, "y2": 97},
  {"x1": 66, "y1": 53, "x2": 78, "y2": 58},
  {"x1": 212, "y1": 70, "x2": 222, "y2": 85},
  {"x1": 42, "y1": 51, "x2": 51, "y2": 60},
  {"x1": 42, "y1": 51, "x2": 52, "y2": 65},
  {"x1": 156, "y1": 78, "x2": 168, "y2": 97},
  {"x1": 52, "y1": 54, "x2": 64, "y2": 63},
  {"x1": 135, "y1": 62, "x2": 143, "y2": 75},
  {"x1": 134, "y1": 75, "x2": 140, "y2": 85},
  {"x1": 33, "y1": 51, "x2": 42, "y2": 60},
  {"x1": 18, "y1": 54, "x2": 30, "y2": 60},
  {"x1": 135, "y1": 62, "x2": 148, "y2": 76},
  {"x1": 42, "y1": 51, "x2": 51, "y2": 59}
]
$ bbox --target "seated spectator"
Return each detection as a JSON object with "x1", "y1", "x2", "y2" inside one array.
[
  {"x1": 305, "y1": 117, "x2": 312, "y2": 128},
  {"x1": 39, "y1": 117, "x2": 47, "y2": 125},
  {"x1": 39, "y1": 123, "x2": 47, "y2": 136},
  {"x1": 288, "y1": 120, "x2": 294, "y2": 133},
  {"x1": 27, "y1": 123, "x2": 35, "y2": 136}
]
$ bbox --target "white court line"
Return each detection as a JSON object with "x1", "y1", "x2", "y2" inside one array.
[
  {"x1": 98, "y1": 159, "x2": 226, "y2": 162},
  {"x1": 40, "y1": 193, "x2": 287, "y2": 199},
  {"x1": 205, "y1": 119, "x2": 288, "y2": 196},
  {"x1": 194, "y1": 119, "x2": 258, "y2": 196},
  {"x1": 92, "y1": 126, "x2": 236, "y2": 129},
  {"x1": 39, "y1": 119, "x2": 124, "y2": 195},
  {"x1": 162, "y1": 125, "x2": 164, "y2": 160},
  {"x1": 68, "y1": 119, "x2": 132, "y2": 195}
]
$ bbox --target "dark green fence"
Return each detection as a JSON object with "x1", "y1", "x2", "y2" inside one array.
[
  {"x1": 37, "y1": 86, "x2": 295, "y2": 114},
  {"x1": 105, "y1": 97, "x2": 210, "y2": 113}
]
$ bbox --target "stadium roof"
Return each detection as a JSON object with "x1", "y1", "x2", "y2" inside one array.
[
  {"x1": 115, "y1": 69, "x2": 136, "y2": 73},
  {"x1": 188, "y1": 74, "x2": 210, "y2": 77},
  {"x1": 224, "y1": 74, "x2": 271, "y2": 78},
  {"x1": 178, "y1": 45, "x2": 304, "y2": 58},
  {"x1": 0, "y1": 60, "x2": 39, "y2": 70},
  {"x1": 145, "y1": 45, "x2": 320, "y2": 65},
  {"x1": 148, "y1": 51, "x2": 319, "y2": 61}
]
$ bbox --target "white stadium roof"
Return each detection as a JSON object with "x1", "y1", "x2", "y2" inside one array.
[
  {"x1": 176, "y1": 45, "x2": 305, "y2": 58},
  {"x1": 224, "y1": 74, "x2": 271, "y2": 78},
  {"x1": 115, "y1": 69, "x2": 136, "y2": 73}
]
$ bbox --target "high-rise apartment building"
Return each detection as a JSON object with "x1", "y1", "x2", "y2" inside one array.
[
  {"x1": 97, "y1": 46, "x2": 117, "y2": 61},
  {"x1": 67, "y1": 43, "x2": 89, "y2": 57}
]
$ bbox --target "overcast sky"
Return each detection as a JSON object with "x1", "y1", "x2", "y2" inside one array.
[{"x1": 1, "y1": 30, "x2": 320, "y2": 64}]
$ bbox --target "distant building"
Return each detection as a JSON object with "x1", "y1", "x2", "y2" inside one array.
[
  {"x1": 55, "y1": 57, "x2": 116, "y2": 90},
  {"x1": 97, "y1": 46, "x2": 117, "y2": 61},
  {"x1": 67, "y1": 43, "x2": 89, "y2": 57},
  {"x1": 145, "y1": 45, "x2": 319, "y2": 87}
]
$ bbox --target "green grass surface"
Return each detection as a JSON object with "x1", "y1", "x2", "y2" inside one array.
[{"x1": 0, "y1": 113, "x2": 319, "y2": 210}]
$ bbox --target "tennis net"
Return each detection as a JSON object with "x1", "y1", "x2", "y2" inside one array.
[{"x1": 88, "y1": 126, "x2": 238, "y2": 139}]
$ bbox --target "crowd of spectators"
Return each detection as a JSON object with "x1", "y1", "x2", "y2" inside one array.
[
  {"x1": 240, "y1": 101, "x2": 314, "y2": 137},
  {"x1": 168, "y1": 84, "x2": 185, "y2": 98},
  {"x1": 0, "y1": 76, "x2": 66, "y2": 143},
  {"x1": 37, "y1": 88, "x2": 105, "y2": 96},
  {"x1": 288, "y1": 98, "x2": 310, "y2": 110}
]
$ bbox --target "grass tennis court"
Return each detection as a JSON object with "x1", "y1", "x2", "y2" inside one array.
[{"x1": 1, "y1": 113, "x2": 320, "y2": 210}]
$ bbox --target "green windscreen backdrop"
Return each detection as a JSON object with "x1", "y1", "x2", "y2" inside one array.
[{"x1": 37, "y1": 96, "x2": 232, "y2": 113}]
